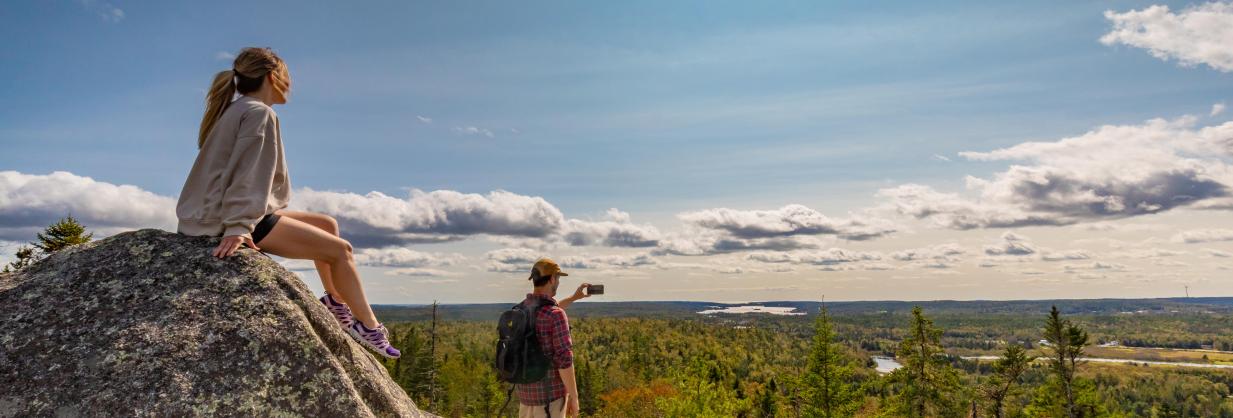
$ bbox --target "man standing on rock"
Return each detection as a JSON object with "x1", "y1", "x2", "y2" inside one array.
[{"x1": 516, "y1": 258, "x2": 591, "y2": 418}]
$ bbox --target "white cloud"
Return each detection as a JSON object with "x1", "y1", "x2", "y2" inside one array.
[
  {"x1": 932, "y1": 154, "x2": 952, "y2": 162},
  {"x1": 0, "y1": 171, "x2": 177, "y2": 241},
  {"x1": 1172, "y1": 228, "x2": 1233, "y2": 243},
  {"x1": 890, "y1": 243, "x2": 966, "y2": 261},
  {"x1": 383, "y1": 267, "x2": 462, "y2": 278},
  {"x1": 1064, "y1": 261, "x2": 1129, "y2": 272},
  {"x1": 1109, "y1": 247, "x2": 1186, "y2": 258},
  {"x1": 562, "y1": 209, "x2": 661, "y2": 247},
  {"x1": 291, "y1": 188, "x2": 566, "y2": 247},
  {"x1": 215, "y1": 51, "x2": 236, "y2": 61},
  {"x1": 983, "y1": 232, "x2": 1037, "y2": 256},
  {"x1": 416, "y1": 115, "x2": 433, "y2": 124},
  {"x1": 453, "y1": 126, "x2": 495, "y2": 138},
  {"x1": 881, "y1": 116, "x2": 1233, "y2": 229},
  {"x1": 1214, "y1": 103, "x2": 1228, "y2": 116},
  {"x1": 353, "y1": 247, "x2": 466, "y2": 267},
  {"x1": 1101, "y1": 2, "x2": 1233, "y2": 72},
  {"x1": 559, "y1": 253, "x2": 657, "y2": 269},
  {"x1": 1039, "y1": 249, "x2": 1091, "y2": 262},
  {"x1": 653, "y1": 231, "x2": 825, "y2": 256},
  {"x1": 678, "y1": 204, "x2": 897, "y2": 241},
  {"x1": 484, "y1": 248, "x2": 541, "y2": 273},
  {"x1": 745, "y1": 248, "x2": 883, "y2": 266},
  {"x1": 293, "y1": 188, "x2": 662, "y2": 249}
]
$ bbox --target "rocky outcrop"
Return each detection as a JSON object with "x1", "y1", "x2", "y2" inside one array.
[{"x1": 0, "y1": 229, "x2": 432, "y2": 417}]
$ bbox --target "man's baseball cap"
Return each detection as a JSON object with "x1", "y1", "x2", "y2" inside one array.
[{"x1": 529, "y1": 257, "x2": 569, "y2": 280}]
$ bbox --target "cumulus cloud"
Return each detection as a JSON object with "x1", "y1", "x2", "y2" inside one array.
[
  {"x1": 0, "y1": 171, "x2": 177, "y2": 241},
  {"x1": 979, "y1": 232, "x2": 1095, "y2": 265},
  {"x1": 890, "y1": 243, "x2": 966, "y2": 261},
  {"x1": 881, "y1": 116, "x2": 1233, "y2": 229},
  {"x1": 292, "y1": 188, "x2": 656, "y2": 249},
  {"x1": 558, "y1": 253, "x2": 657, "y2": 269},
  {"x1": 1110, "y1": 248, "x2": 1185, "y2": 258},
  {"x1": 484, "y1": 248, "x2": 541, "y2": 273},
  {"x1": 983, "y1": 232, "x2": 1038, "y2": 256},
  {"x1": 1064, "y1": 261, "x2": 1129, "y2": 272},
  {"x1": 416, "y1": 115, "x2": 433, "y2": 124},
  {"x1": 745, "y1": 248, "x2": 883, "y2": 266},
  {"x1": 678, "y1": 204, "x2": 897, "y2": 241},
  {"x1": 353, "y1": 247, "x2": 466, "y2": 267},
  {"x1": 383, "y1": 267, "x2": 462, "y2": 278},
  {"x1": 1039, "y1": 249, "x2": 1091, "y2": 261},
  {"x1": 1101, "y1": 2, "x2": 1233, "y2": 72},
  {"x1": 1215, "y1": 103, "x2": 1228, "y2": 117},
  {"x1": 653, "y1": 231, "x2": 824, "y2": 256},
  {"x1": 1172, "y1": 228, "x2": 1233, "y2": 243},
  {"x1": 562, "y1": 209, "x2": 661, "y2": 247}
]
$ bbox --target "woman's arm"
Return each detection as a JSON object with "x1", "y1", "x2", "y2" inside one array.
[{"x1": 215, "y1": 108, "x2": 279, "y2": 256}]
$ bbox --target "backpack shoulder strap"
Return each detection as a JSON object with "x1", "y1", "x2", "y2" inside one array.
[{"x1": 521, "y1": 296, "x2": 557, "y2": 330}]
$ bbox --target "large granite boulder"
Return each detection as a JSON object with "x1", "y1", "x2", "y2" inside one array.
[{"x1": 0, "y1": 229, "x2": 433, "y2": 417}]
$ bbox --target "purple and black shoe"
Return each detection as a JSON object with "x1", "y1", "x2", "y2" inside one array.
[
  {"x1": 319, "y1": 292, "x2": 356, "y2": 328},
  {"x1": 347, "y1": 320, "x2": 401, "y2": 359}
]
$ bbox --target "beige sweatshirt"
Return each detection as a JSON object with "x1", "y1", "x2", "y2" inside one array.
[{"x1": 176, "y1": 95, "x2": 291, "y2": 240}]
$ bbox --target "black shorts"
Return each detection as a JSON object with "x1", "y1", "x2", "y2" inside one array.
[{"x1": 251, "y1": 213, "x2": 281, "y2": 244}]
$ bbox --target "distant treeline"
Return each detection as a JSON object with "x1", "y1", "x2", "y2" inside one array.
[{"x1": 377, "y1": 303, "x2": 1233, "y2": 417}]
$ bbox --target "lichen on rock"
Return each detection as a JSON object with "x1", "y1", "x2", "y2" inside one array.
[{"x1": 0, "y1": 229, "x2": 433, "y2": 417}]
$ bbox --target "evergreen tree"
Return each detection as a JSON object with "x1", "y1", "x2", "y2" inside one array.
[
  {"x1": 886, "y1": 306, "x2": 961, "y2": 417},
  {"x1": 981, "y1": 344, "x2": 1032, "y2": 418},
  {"x1": 802, "y1": 305, "x2": 860, "y2": 417},
  {"x1": 34, "y1": 215, "x2": 93, "y2": 254},
  {"x1": 2, "y1": 245, "x2": 40, "y2": 273},
  {"x1": 1041, "y1": 305, "x2": 1091, "y2": 418}
]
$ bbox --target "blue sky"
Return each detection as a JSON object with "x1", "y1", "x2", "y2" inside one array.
[{"x1": 3, "y1": 1, "x2": 1233, "y2": 303}]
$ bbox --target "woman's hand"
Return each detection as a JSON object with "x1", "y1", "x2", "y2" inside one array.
[{"x1": 212, "y1": 235, "x2": 258, "y2": 258}]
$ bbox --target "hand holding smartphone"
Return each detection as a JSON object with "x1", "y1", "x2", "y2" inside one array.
[{"x1": 586, "y1": 284, "x2": 604, "y2": 295}]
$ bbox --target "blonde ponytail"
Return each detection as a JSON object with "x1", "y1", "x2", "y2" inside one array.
[
  {"x1": 198, "y1": 69, "x2": 237, "y2": 149},
  {"x1": 196, "y1": 47, "x2": 288, "y2": 149}
]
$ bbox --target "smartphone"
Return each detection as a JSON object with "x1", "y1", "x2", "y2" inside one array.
[{"x1": 587, "y1": 284, "x2": 604, "y2": 295}]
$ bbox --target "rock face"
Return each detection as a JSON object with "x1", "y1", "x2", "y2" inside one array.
[{"x1": 0, "y1": 229, "x2": 433, "y2": 417}]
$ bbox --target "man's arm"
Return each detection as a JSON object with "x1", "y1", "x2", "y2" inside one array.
[
  {"x1": 558, "y1": 365, "x2": 579, "y2": 417},
  {"x1": 557, "y1": 283, "x2": 591, "y2": 309}
]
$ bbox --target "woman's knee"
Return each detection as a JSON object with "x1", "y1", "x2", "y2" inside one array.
[
  {"x1": 319, "y1": 214, "x2": 340, "y2": 236},
  {"x1": 323, "y1": 237, "x2": 354, "y2": 264}
]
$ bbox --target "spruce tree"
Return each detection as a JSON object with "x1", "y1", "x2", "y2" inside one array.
[
  {"x1": 802, "y1": 305, "x2": 860, "y2": 417},
  {"x1": 1041, "y1": 305, "x2": 1091, "y2": 418},
  {"x1": 34, "y1": 215, "x2": 93, "y2": 253},
  {"x1": 981, "y1": 344, "x2": 1033, "y2": 418},
  {"x1": 887, "y1": 306, "x2": 961, "y2": 417},
  {"x1": 2, "y1": 245, "x2": 40, "y2": 273}
]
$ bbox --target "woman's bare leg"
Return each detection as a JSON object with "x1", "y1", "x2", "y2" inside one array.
[
  {"x1": 257, "y1": 215, "x2": 381, "y2": 327},
  {"x1": 273, "y1": 210, "x2": 341, "y2": 296}
]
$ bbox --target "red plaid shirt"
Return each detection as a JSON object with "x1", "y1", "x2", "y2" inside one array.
[{"x1": 516, "y1": 293, "x2": 574, "y2": 406}]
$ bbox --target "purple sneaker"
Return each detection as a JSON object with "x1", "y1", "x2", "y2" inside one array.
[
  {"x1": 347, "y1": 320, "x2": 401, "y2": 359},
  {"x1": 319, "y1": 292, "x2": 356, "y2": 328}
]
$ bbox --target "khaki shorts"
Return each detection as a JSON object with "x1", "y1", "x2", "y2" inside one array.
[{"x1": 518, "y1": 397, "x2": 565, "y2": 418}]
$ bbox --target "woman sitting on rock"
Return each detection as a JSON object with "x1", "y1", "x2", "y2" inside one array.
[{"x1": 175, "y1": 47, "x2": 399, "y2": 359}]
